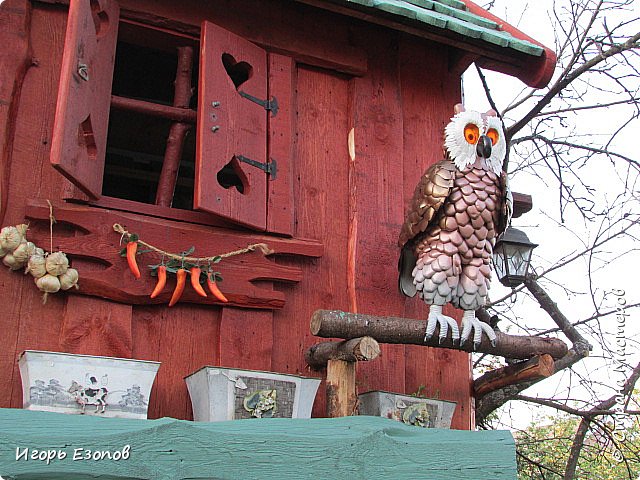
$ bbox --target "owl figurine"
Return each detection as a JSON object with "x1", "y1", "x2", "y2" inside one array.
[{"x1": 398, "y1": 104, "x2": 512, "y2": 349}]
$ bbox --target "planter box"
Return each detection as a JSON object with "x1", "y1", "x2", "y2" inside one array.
[
  {"x1": 18, "y1": 350, "x2": 160, "y2": 419},
  {"x1": 185, "y1": 367, "x2": 321, "y2": 421},
  {"x1": 357, "y1": 391, "x2": 456, "y2": 428}
]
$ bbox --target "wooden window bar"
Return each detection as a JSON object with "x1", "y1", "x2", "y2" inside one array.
[{"x1": 109, "y1": 45, "x2": 196, "y2": 208}]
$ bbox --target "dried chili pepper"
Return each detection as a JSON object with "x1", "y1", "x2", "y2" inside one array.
[
  {"x1": 168, "y1": 268, "x2": 187, "y2": 307},
  {"x1": 190, "y1": 267, "x2": 207, "y2": 297},
  {"x1": 207, "y1": 274, "x2": 228, "y2": 303},
  {"x1": 150, "y1": 265, "x2": 167, "y2": 299},
  {"x1": 126, "y1": 241, "x2": 141, "y2": 279}
]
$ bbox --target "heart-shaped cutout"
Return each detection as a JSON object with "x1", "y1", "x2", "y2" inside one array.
[
  {"x1": 221, "y1": 53, "x2": 253, "y2": 90},
  {"x1": 217, "y1": 157, "x2": 249, "y2": 194}
]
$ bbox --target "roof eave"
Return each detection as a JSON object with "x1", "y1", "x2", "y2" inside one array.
[
  {"x1": 294, "y1": 0, "x2": 556, "y2": 89},
  {"x1": 464, "y1": 0, "x2": 556, "y2": 88}
]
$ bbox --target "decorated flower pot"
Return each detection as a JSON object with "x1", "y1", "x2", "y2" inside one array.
[
  {"x1": 357, "y1": 390, "x2": 456, "y2": 428},
  {"x1": 18, "y1": 350, "x2": 160, "y2": 419},
  {"x1": 185, "y1": 367, "x2": 321, "y2": 421}
]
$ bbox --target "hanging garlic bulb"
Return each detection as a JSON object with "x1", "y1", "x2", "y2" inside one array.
[
  {"x1": 0, "y1": 226, "x2": 23, "y2": 251},
  {"x1": 45, "y1": 251, "x2": 69, "y2": 276},
  {"x1": 3, "y1": 253, "x2": 23, "y2": 270},
  {"x1": 12, "y1": 241, "x2": 36, "y2": 265},
  {"x1": 36, "y1": 273, "x2": 61, "y2": 304},
  {"x1": 35, "y1": 274, "x2": 61, "y2": 293},
  {"x1": 59, "y1": 267, "x2": 79, "y2": 290},
  {"x1": 26, "y1": 253, "x2": 47, "y2": 278}
]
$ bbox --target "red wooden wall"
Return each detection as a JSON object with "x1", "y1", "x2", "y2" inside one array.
[{"x1": 0, "y1": 0, "x2": 473, "y2": 429}]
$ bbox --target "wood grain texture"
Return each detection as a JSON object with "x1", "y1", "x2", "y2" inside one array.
[
  {"x1": 294, "y1": 0, "x2": 539, "y2": 75},
  {"x1": 0, "y1": 0, "x2": 35, "y2": 408},
  {"x1": 311, "y1": 309, "x2": 569, "y2": 360},
  {"x1": 267, "y1": 53, "x2": 295, "y2": 236},
  {"x1": 132, "y1": 304, "x2": 220, "y2": 420},
  {"x1": 218, "y1": 307, "x2": 273, "y2": 371},
  {"x1": 0, "y1": 0, "x2": 32, "y2": 225},
  {"x1": 2, "y1": 4, "x2": 75, "y2": 412},
  {"x1": 350, "y1": 26, "x2": 407, "y2": 397},
  {"x1": 155, "y1": 46, "x2": 194, "y2": 207},
  {"x1": 25, "y1": 199, "x2": 322, "y2": 309},
  {"x1": 271, "y1": 65, "x2": 353, "y2": 417},
  {"x1": 305, "y1": 337, "x2": 381, "y2": 369},
  {"x1": 474, "y1": 354, "x2": 555, "y2": 399},
  {"x1": 195, "y1": 20, "x2": 267, "y2": 229},
  {"x1": 59, "y1": 296, "x2": 133, "y2": 358},
  {"x1": 326, "y1": 359, "x2": 357, "y2": 417},
  {"x1": 0, "y1": 409, "x2": 518, "y2": 479},
  {"x1": 49, "y1": 0, "x2": 119, "y2": 199},
  {"x1": 112, "y1": 0, "x2": 368, "y2": 76},
  {"x1": 110, "y1": 95, "x2": 197, "y2": 123}
]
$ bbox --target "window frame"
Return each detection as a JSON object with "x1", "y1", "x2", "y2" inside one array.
[{"x1": 51, "y1": 0, "x2": 294, "y2": 236}]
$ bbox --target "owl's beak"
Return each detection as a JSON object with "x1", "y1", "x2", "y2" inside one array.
[{"x1": 476, "y1": 135, "x2": 492, "y2": 159}]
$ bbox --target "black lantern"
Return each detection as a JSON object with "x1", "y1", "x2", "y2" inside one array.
[{"x1": 492, "y1": 227, "x2": 537, "y2": 288}]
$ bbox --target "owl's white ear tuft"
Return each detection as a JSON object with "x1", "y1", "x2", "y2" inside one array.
[
  {"x1": 485, "y1": 109, "x2": 497, "y2": 117},
  {"x1": 454, "y1": 103, "x2": 465, "y2": 114}
]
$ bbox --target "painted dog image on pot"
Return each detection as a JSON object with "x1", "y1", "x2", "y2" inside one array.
[{"x1": 68, "y1": 377, "x2": 108, "y2": 414}]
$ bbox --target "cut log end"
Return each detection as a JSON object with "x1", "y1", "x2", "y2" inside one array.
[
  {"x1": 305, "y1": 336, "x2": 381, "y2": 370},
  {"x1": 474, "y1": 354, "x2": 555, "y2": 399}
]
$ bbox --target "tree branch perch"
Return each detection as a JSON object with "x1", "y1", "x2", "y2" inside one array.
[{"x1": 311, "y1": 310, "x2": 568, "y2": 360}]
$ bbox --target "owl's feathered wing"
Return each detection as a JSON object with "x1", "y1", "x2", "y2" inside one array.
[
  {"x1": 398, "y1": 160, "x2": 512, "y2": 297},
  {"x1": 398, "y1": 159, "x2": 456, "y2": 297}
]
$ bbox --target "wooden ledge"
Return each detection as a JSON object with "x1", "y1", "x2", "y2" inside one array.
[{"x1": 25, "y1": 198, "x2": 323, "y2": 309}]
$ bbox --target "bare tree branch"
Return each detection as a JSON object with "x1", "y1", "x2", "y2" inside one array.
[
  {"x1": 506, "y1": 31, "x2": 640, "y2": 141},
  {"x1": 564, "y1": 361, "x2": 640, "y2": 478}
]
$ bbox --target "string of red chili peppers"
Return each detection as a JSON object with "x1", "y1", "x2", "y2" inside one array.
[{"x1": 112, "y1": 224, "x2": 274, "y2": 306}]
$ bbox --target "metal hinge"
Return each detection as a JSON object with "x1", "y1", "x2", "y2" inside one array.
[
  {"x1": 238, "y1": 91, "x2": 278, "y2": 117},
  {"x1": 236, "y1": 155, "x2": 277, "y2": 179}
]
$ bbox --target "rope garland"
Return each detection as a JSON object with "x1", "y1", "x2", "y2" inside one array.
[
  {"x1": 47, "y1": 200, "x2": 55, "y2": 253},
  {"x1": 112, "y1": 223, "x2": 274, "y2": 263},
  {"x1": 113, "y1": 223, "x2": 275, "y2": 263}
]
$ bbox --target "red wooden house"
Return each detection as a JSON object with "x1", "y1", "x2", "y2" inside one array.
[{"x1": 0, "y1": 0, "x2": 554, "y2": 431}]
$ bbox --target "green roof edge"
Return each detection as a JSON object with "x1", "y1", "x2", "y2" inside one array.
[{"x1": 345, "y1": 0, "x2": 544, "y2": 57}]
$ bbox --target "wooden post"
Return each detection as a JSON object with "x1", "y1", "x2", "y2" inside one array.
[
  {"x1": 311, "y1": 309, "x2": 569, "y2": 360},
  {"x1": 305, "y1": 337, "x2": 381, "y2": 418},
  {"x1": 326, "y1": 359, "x2": 357, "y2": 418},
  {"x1": 473, "y1": 354, "x2": 555, "y2": 399}
]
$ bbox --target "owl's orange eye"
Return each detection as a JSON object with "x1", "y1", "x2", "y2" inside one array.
[
  {"x1": 464, "y1": 124, "x2": 479, "y2": 144},
  {"x1": 487, "y1": 128, "x2": 499, "y2": 145}
]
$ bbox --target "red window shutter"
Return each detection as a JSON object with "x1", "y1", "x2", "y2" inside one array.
[
  {"x1": 50, "y1": 0, "x2": 119, "y2": 200},
  {"x1": 195, "y1": 21, "x2": 268, "y2": 230}
]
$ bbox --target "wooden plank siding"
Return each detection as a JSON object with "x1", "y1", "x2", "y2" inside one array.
[
  {"x1": 351, "y1": 26, "x2": 408, "y2": 398},
  {"x1": 0, "y1": 0, "x2": 474, "y2": 429}
]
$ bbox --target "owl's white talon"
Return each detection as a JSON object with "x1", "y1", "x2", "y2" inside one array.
[
  {"x1": 460, "y1": 311, "x2": 496, "y2": 350},
  {"x1": 424, "y1": 305, "x2": 460, "y2": 344}
]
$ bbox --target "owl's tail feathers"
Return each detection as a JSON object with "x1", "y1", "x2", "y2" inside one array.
[{"x1": 398, "y1": 246, "x2": 417, "y2": 297}]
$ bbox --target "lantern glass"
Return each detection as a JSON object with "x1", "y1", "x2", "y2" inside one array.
[{"x1": 492, "y1": 227, "x2": 537, "y2": 288}]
